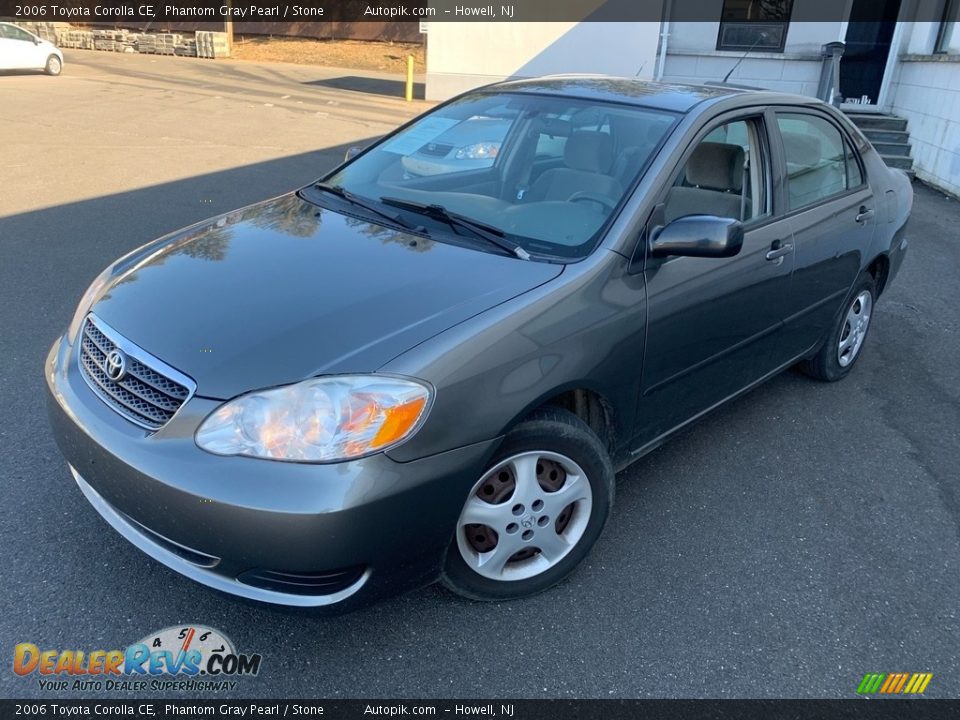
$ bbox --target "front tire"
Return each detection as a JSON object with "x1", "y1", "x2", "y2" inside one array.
[
  {"x1": 45, "y1": 55, "x2": 62, "y2": 76},
  {"x1": 800, "y1": 272, "x2": 876, "y2": 382},
  {"x1": 442, "y1": 408, "x2": 614, "y2": 601}
]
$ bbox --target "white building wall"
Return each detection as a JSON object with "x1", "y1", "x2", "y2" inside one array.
[
  {"x1": 886, "y1": 22, "x2": 960, "y2": 197},
  {"x1": 660, "y1": 20, "x2": 844, "y2": 97},
  {"x1": 423, "y1": 16, "x2": 960, "y2": 197},
  {"x1": 425, "y1": 22, "x2": 661, "y2": 100},
  {"x1": 660, "y1": 15, "x2": 960, "y2": 196}
]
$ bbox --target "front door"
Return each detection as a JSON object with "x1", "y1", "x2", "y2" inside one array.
[
  {"x1": 635, "y1": 114, "x2": 795, "y2": 445},
  {"x1": 840, "y1": 0, "x2": 902, "y2": 109},
  {"x1": 0, "y1": 24, "x2": 41, "y2": 69}
]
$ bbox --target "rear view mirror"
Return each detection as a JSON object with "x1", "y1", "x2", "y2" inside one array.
[
  {"x1": 344, "y1": 146, "x2": 365, "y2": 162},
  {"x1": 650, "y1": 215, "x2": 744, "y2": 259}
]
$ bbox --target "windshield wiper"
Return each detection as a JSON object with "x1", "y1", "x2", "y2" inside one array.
[
  {"x1": 314, "y1": 183, "x2": 417, "y2": 231},
  {"x1": 379, "y1": 197, "x2": 531, "y2": 260}
]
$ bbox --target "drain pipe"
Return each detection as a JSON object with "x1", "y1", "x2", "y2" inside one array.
[{"x1": 655, "y1": 0, "x2": 672, "y2": 81}]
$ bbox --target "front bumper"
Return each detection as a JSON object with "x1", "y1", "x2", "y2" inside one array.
[{"x1": 45, "y1": 334, "x2": 498, "y2": 610}]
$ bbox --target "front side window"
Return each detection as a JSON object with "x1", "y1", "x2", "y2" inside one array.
[
  {"x1": 777, "y1": 113, "x2": 861, "y2": 211},
  {"x1": 2, "y1": 24, "x2": 32, "y2": 42},
  {"x1": 325, "y1": 92, "x2": 676, "y2": 259},
  {"x1": 664, "y1": 118, "x2": 770, "y2": 225},
  {"x1": 717, "y1": 0, "x2": 794, "y2": 52}
]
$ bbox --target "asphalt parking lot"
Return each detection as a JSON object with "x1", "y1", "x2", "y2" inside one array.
[{"x1": 1, "y1": 50, "x2": 959, "y2": 700}]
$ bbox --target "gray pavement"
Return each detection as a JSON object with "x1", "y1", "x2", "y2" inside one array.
[{"x1": 1, "y1": 50, "x2": 958, "y2": 700}]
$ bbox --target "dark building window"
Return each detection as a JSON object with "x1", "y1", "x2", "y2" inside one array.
[
  {"x1": 717, "y1": 0, "x2": 794, "y2": 52},
  {"x1": 935, "y1": 0, "x2": 957, "y2": 53}
]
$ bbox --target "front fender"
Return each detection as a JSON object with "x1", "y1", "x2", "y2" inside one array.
[{"x1": 381, "y1": 250, "x2": 646, "y2": 463}]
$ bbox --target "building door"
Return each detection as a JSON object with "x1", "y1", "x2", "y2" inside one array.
[{"x1": 839, "y1": 0, "x2": 902, "y2": 109}]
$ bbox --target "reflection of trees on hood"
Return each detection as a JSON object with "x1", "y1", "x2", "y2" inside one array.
[
  {"x1": 174, "y1": 226, "x2": 232, "y2": 263},
  {"x1": 106, "y1": 224, "x2": 236, "y2": 295},
  {"x1": 343, "y1": 215, "x2": 435, "y2": 253},
  {"x1": 105, "y1": 197, "x2": 321, "y2": 295},
  {"x1": 245, "y1": 196, "x2": 321, "y2": 238}
]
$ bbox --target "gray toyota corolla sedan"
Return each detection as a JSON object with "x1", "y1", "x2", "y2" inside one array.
[{"x1": 47, "y1": 77, "x2": 912, "y2": 610}]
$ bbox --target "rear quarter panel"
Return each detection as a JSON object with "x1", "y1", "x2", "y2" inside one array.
[{"x1": 827, "y1": 106, "x2": 913, "y2": 285}]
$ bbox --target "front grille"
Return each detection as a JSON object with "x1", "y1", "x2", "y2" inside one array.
[
  {"x1": 237, "y1": 566, "x2": 367, "y2": 596},
  {"x1": 78, "y1": 315, "x2": 195, "y2": 430}
]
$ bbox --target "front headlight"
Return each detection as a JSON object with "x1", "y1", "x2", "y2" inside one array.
[
  {"x1": 454, "y1": 142, "x2": 500, "y2": 160},
  {"x1": 195, "y1": 375, "x2": 431, "y2": 463}
]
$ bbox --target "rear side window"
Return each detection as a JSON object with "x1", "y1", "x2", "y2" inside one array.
[{"x1": 776, "y1": 113, "x2": 863, "y2": 211}]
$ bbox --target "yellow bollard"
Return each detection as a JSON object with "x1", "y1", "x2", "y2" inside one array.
[{"x1": 405, "y1": 55, "x2": 414, "y2": 102}]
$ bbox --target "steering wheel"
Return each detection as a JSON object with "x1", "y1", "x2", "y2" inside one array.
[{"x1": 568, "y1": 191, "x2": 616, "y2": 212}]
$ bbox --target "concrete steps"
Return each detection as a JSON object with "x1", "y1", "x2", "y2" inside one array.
[
  {"x1": 845, "y1": 113, "x2": 907, "y2": 132},
  {"x1": 844, "y1": 112, "x2": 914, "y2": 178},
  {"x1": 864, "y1": 128, "x2": 911, "y2": 144},
  {"x1": 872, "y1": 141, "x2": 912, "y2": 156}
]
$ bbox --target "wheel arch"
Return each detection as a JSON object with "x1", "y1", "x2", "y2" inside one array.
[
  {"x1": 502, "y1": 384, "x2": 621, "y2": 456},
  {"x1": 867, "y1": 252, "x2": 890, "y2": 297}
]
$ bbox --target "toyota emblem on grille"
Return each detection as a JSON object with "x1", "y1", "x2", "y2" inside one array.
[{"x1": 104, "y1": 349, "x2": 128, "y2": 381}]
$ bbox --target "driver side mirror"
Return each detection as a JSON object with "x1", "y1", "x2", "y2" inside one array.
[{"x1": 650, "y1": 215, "x2": 744, "y2": 259}]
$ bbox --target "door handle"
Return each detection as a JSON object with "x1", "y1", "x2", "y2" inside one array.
[
  {"x1": 765, "y1": 241, "x2": 793, "y2": 261},
  {"x1": 855, "y1": 205, "x2": 874, "y2": 223}
]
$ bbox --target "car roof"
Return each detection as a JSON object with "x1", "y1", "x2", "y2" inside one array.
[{"x1": 485, "y1": 75, "x2": 821, "y2": 114}]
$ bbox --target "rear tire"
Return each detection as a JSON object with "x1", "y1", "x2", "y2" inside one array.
[
  {"x1": 442, "y1": 408, "x2": 614, "y2": 601},
  {"x1": 45, "y1": 55, "x2": 62, "y2": 76},
  {"x1": 800, "y1": 272, "x2": 876, "y2": 382}
]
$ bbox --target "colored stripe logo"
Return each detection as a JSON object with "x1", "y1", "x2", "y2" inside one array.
[{"x1": 857, "y1": 673, "x2": 933, "y2": 694}]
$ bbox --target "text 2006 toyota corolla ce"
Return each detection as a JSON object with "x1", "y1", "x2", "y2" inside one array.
[{"x1": 47, "y1": 78, "x2": 911, "y2": 610}]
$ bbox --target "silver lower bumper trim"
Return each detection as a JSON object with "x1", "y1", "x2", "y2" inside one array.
[{"x1": 71, "y1": 466, "x2": 371, "y2": 607}]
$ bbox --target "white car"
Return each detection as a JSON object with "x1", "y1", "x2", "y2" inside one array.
[{"x1": 0, "y1": 22, "x2": 63, "y2": 75}]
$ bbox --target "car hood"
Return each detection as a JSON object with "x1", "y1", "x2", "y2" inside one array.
[{"x1": 88, "y1": 193, "x2": 562, "y2": 399}]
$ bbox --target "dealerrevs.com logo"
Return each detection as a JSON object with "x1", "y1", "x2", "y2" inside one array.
[{"x1": 13, "y1": 625, "x2": 262, "y2": 692}]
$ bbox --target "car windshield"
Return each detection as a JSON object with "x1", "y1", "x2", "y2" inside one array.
[{"x1": 323, "y1": 91, "x2": 676, "y2": 260}]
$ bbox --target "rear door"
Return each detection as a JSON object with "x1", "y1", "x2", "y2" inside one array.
[
  {"x1": 636, "y1": 111, "x2": 796, "y2": 443},
  {"x1": 772, "y1": 110, "x2": 876, "y2": 355}
]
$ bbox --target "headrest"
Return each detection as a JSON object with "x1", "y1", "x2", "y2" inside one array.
[
  {"x1": 686, "y1": 142, "x2": 745, "y2": 192},
  {"x1": 782, "y1": 132, "x2": 822, "y2": 165},
  {"x1": 564, "y1": 131, "x2": 614, "y2": 173},
  {"x1": 539, "y1": 117, "x2": 572, "y2": 138}
]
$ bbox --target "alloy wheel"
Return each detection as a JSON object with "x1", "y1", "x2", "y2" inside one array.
[
  {"x1": 837, "y1": 290, "x2": 873, "y2": 367},
  {"x1": 455, "y1": 451, "x2": 593, "y2": 582}
]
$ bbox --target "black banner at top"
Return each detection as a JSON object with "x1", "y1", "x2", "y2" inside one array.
[{"x1": 0, "y1": 0, "x2": 954, "y2": 23}]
